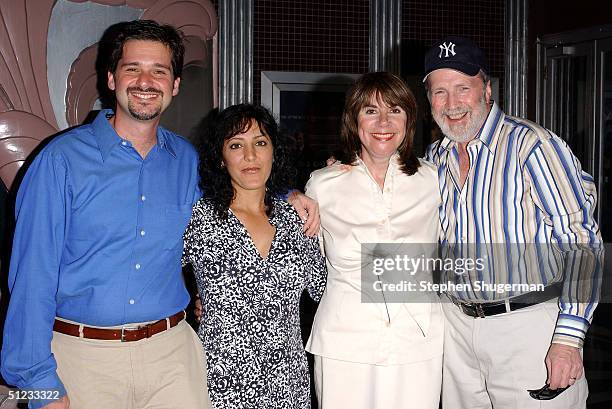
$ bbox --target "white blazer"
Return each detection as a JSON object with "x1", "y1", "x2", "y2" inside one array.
[{"x1": 305, "y1": 156, "x2": 444, "y2": 365}]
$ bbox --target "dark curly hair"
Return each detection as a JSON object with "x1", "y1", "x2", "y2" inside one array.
[
  {"x1": 198, "y1": 104, "x2": 295, "y2": 218},
  {"x1": 337, "y1": 72, "x2": 420, "y2": 176}
]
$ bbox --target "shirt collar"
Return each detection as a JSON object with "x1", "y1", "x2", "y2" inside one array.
[
  {"x1": 156, "y1": 128, "x2": 177, "y2": 158},
  {"x1": 355, "y1": 152, "x2": 401, "y2": 170},
  {"x1": 355, "y1": 152, "x2": 401, "y2": 185},
  {"x1": 439, "y1": 101, "x2": 505, "y2": 154},
  {"x1": 92, "y1": 109, "x2": 122, "y2": 161},
  {"x1": 93, "y1": 109, "x2": 178, "y2": 161}
]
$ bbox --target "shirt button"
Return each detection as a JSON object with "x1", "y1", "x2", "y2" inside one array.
[
  {"x1": 121, "y1": 141, "x2": 128, "y2": 146},
  {"x1": 135, "y1": 263, "x2": 141, "y2": 270},
  {"x1": 140, "y1": 230, "x2": 146, "y2": 236},
  {"x1": 129, "y1": 299, "x2": 135, "y2": 305},
  {"x1": 461, "y1": 236, "x2": 466, "y2": 241},
  {"x1": 141, "y1": 195, "x2": 146, "y2": 201}
]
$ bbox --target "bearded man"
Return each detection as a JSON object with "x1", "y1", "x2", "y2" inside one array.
[
  {"x1": 0, "y1": 20, "x2": 214, "y2": 409},
  {"x1": 425, "y1": 36, "x2": 602, "y2": 409}
]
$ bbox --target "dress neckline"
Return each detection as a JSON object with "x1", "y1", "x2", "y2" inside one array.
[{"x1": 227, "y1": 204, "x2": 281, "y2": 262}]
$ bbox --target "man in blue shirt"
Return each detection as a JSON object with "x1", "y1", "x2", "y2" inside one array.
[{"x1": 1, "y1": 20, "x2": 210, "y2": 409}]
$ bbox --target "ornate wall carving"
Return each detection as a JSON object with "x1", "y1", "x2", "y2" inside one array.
[{"x1": 0, "y1": 0, "x2": 218, "y2": 189}]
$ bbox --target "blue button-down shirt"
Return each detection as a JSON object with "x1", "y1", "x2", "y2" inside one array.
[{"x1": 1, "y1": 110, "x2": 201, "y2": 408}]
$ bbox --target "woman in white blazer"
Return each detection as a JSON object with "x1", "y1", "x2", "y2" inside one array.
[{"x1": 305, "y1": 72, "x2": 443, "y2": 409}]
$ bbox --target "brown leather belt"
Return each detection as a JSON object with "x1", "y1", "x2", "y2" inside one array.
[{"x1": 53, "y1": 311, "x2": 185, "y2": 342}]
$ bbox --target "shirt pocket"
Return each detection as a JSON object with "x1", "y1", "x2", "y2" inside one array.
[{"x1": 162, "y1": 204, "x2": 194, "y2": 250}]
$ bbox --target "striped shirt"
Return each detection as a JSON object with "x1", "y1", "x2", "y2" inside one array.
[{"x1": 426, "y1": 102, "x2": 603, "y2": 348}]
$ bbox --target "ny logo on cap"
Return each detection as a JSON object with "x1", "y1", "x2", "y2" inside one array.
[{"x1": 438, "y1": 42, "x2": 456, "y2": 58}]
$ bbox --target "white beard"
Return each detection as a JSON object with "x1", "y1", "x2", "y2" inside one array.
[{"x1": 434, "y1": 93, "x2": 489, "y2": 143}]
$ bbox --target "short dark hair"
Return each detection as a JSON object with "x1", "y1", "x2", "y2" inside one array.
[
  {"x1": 104, "y1": 19, "x2": 185, "y2": 79},
  {"x1": 338, "y1": 72, "x2": 420, "y2": 176},
  {"x1": 198, "y1": 104, "x2": 295, "y2": 218}
]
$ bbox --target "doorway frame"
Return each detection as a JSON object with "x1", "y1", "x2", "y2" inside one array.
[{"x1": 536, "y1": 24, "x2": 612, "y2": 226}]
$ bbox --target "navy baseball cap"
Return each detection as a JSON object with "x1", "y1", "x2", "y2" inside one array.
[{"x1": 423, "y1": 36, "x2": 489, "y2": 82}]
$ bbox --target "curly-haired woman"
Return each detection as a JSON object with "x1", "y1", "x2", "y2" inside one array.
[{"x1": 182, "y1": 104, "x2": 326, "y2": 409}]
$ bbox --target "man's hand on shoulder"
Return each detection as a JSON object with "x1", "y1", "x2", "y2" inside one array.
[
  {"x1": 41, "y1": 394, "x2": 70, "y2": 409},
  {"x1": 193, "y1": 293, "x2": 203, "y2": 322},
  {"x1": 546, "y1": 343, "x2": 583, "y2": 389},
  {"x1": 287, "y1": 191, "x2": 320, "y2": 237}
]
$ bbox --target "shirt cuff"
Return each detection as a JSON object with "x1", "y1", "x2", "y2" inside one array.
[
  {"x1": 25, "y1": 374, "x2": 67, "y2": 409},
  {"x1": 551, "y1": 313, "x2": 590, "y2": 349}
]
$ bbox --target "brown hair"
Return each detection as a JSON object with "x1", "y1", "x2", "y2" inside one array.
[
  {"x1": 338, "y1": 72, "x2": 420, "y2": 175},
  {"x1": 104, "y1": 20, "x2": 185, "y2": 79}
]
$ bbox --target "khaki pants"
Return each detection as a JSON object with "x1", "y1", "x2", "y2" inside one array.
[
  {"x1": 51, "y1": 320, "x2": 211, "y2": 409},
  {"x1": 442, "y1": 300, "x2": 588, "y2": 409}
]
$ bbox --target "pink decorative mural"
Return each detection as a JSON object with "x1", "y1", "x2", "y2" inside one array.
[{"x1": 0, "y1": 0, "x2": 218, "y2": 190}]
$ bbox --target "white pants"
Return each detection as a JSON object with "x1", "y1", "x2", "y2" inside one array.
[
  {"x1": 52, "y1": 320, "x2": 211, "y2": 409},
  {"x1": 313, "y1": 355, "x2": 442, "y2": 409},
  {"x1": 442, "y1": 300, "x2": 588, "y2": 409}
]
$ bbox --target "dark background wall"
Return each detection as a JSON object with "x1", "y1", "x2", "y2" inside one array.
[
  {"x1": 253, "y1": 0, "x2": 370, "y2": 103},
  {"x1": 401, "y1": 0, "x2": 505, "y2": 105},
  {"x1": 236, "y1": 0, "x2": 506, "y2": 153},
  {"x1": 213, "y1": 0, "x2": 610, "y2": 122},
  {"x1": 527, "y1": 0, "x2": 612, "y2": 120},
  {"x1": 247, "y1": 0, "x2": 506, "y2": 105}
]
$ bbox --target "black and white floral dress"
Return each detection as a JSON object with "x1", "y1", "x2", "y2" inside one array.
[{"x1": 182, "y1": 197, "x2": 327, "y2": 409}]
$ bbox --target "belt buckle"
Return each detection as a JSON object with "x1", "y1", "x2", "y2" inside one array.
[
  {"x1": 474, "y1": 303, "x2": 486, "y2": 318},
  {"x1": 120, "y1": 327, "x2": 129, "y2": 342},
  {"x1": 120, "y1": 326, "x2": 138, "y2": 342},
  {"x1": 463, "y1": 302, "x2": 486, "y2": 318}
]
